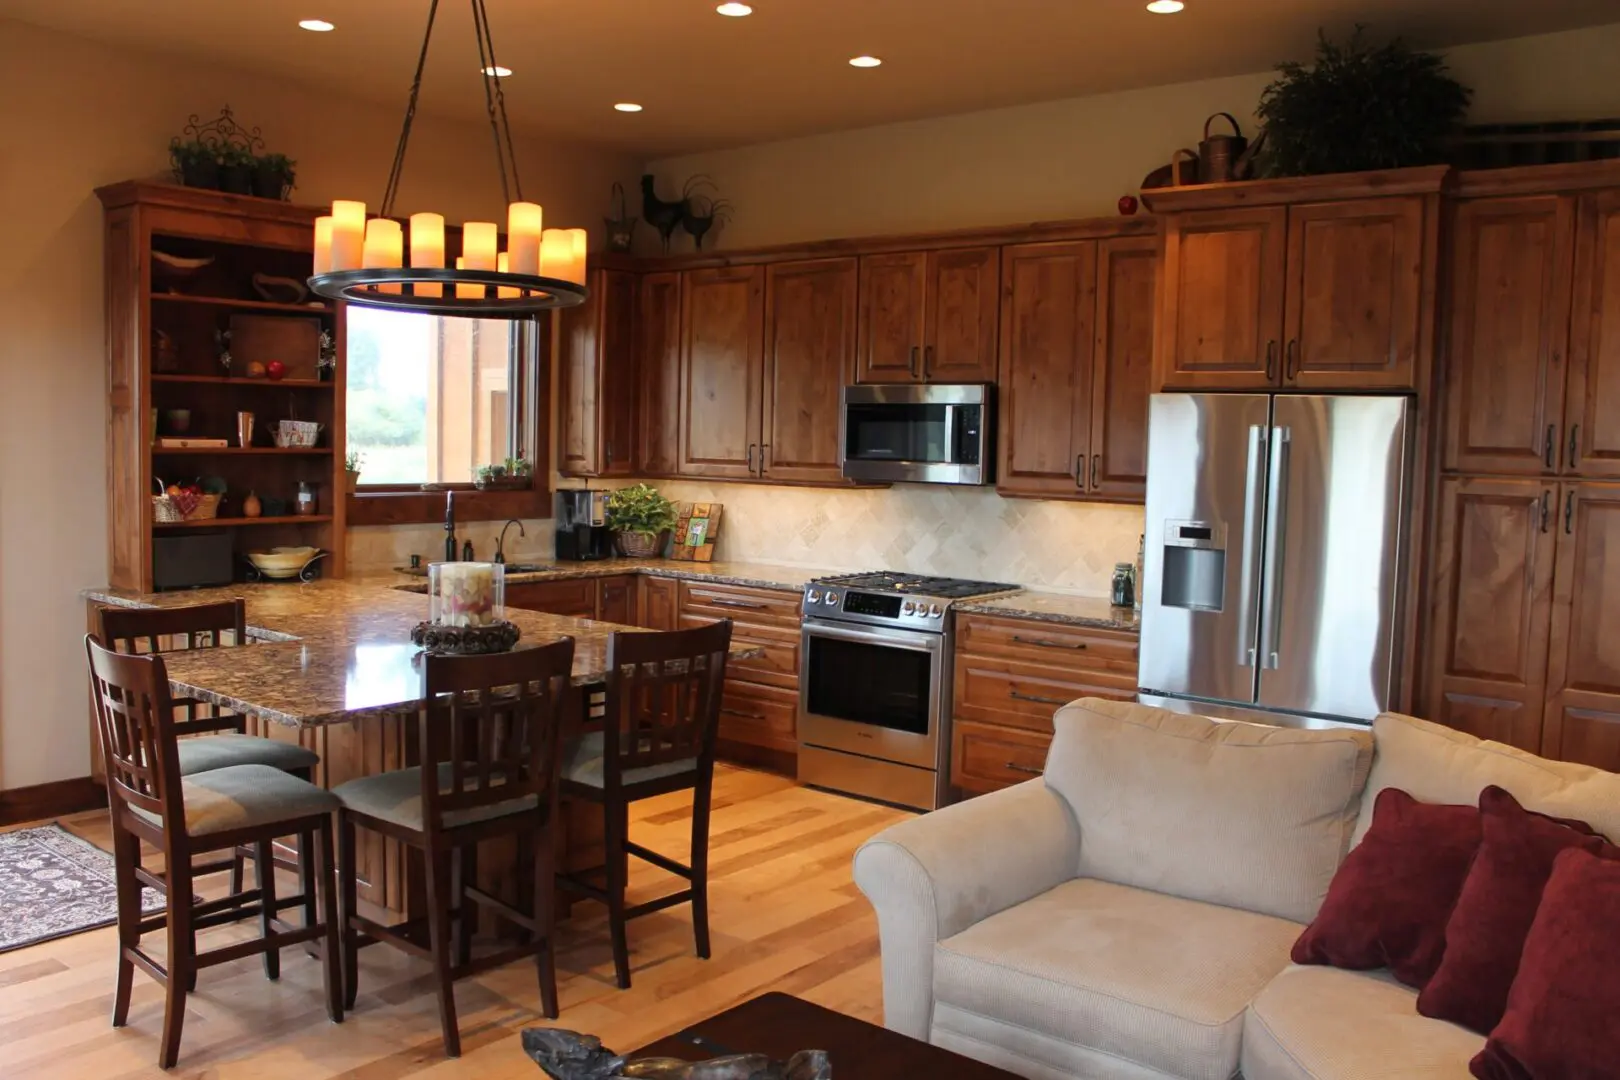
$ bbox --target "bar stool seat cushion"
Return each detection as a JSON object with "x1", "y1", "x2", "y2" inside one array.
[
  {"x1": 562, "y1": 730, "x2": 697, "y2": 789},
  {"x1": 176, "y1": 733, "x2": 319, "y2": 777},
  {"x1": 333, "y1": 764, "x2": 536, "y2": 831},
  {"x1": 133, "y1": 764, "x2": 340, "y2": 836}
]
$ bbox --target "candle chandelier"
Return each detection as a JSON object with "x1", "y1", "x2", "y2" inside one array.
[{"x1": 306, "y1": 0, "x2": 589, "y2": 317}]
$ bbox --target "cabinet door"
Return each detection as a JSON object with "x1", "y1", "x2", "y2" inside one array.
[
  {"x1": 1423, "y1": 477, "x2": 1556, "y2": 753},
  {"x1": 1155, "y1": 207, "x2": 1287, "y2": 390},
  {"x1": 1088, "y1": 235, "x2": 1158, "y2": 501},
  {"x1": 596, "y1": 575, "x2": 637, "y2": 626},
  {"x1": 557, "y1": 269, "x2": 636, "y2": 477},
  {"x1": 506, "y1": 578, "x2": 597, "y2": 618},
  {"x1": 598, "y1": 271, "x2": 637, "y2": 475},
  {"x1": 1283, "y1": 197, "x2": 1426, "y2": 390},
  {"x1": 1565, "y1": 191, "x2": 1620, "y2": 479},
  {"x1": 855, "y1": 251, "x2": 927, "y2": 383},
  {"x1": 679, "y1": 265, "x2": 764, "y2": 478},
  {"x1": 1542, "y1": 482, "x2": 1620, "y2": 771},
  {"x1": 636, "y1": 271, "x2": 683, "y2": 475},
  {"x1": 996, "y1": 241, "x2": 1096, "y2": 498},
  {"x1": 1443, "y1": 196, "x2": 1576, "y2": 475},
  {"x1": 761, "y1": 258, "x2": 858, "y2": 484},
  {"x1": 639, "y1": 576, "x2": 679, "y2": 631},
  {"x1": 924, "y1": 246, "x2": 1000, "y2": 382}
]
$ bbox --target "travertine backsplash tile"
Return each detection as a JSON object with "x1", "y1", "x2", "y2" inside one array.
[{"x1": 348, "y1": 517, "x2": 555, "y2": 571}]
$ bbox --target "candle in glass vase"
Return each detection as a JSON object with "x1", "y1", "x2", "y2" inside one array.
[
  {"x1": 433, "y1": 562, "x2": 500, "y2": 628},
  {"x1": 363, "y1": 218, "x2": 404, "y2": 293},
  {"x1": 410, "y1": 212, "x2": 445, "y2": 298},
  {"x1": 507, "y1": 202, "x2": 542, "y2": 274},
  {"x1": 329, "y1": 200, "x2": 366, "y2": 271}
]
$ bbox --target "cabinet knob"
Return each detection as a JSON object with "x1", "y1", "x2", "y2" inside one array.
[
  {"x1": 1265, "y1": 341, "x2": 1277, "y2": 382},
  {"x1": 1091, "y1": 454, "x2": 1100, "y2": 489}
]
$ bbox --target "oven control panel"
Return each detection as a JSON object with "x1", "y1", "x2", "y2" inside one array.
[{"x1": 802, "y1": 587, "x2": 947, "y2": 628}]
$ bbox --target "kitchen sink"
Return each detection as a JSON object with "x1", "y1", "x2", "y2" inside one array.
[{"x1": 498, "y1": 564, "x2": 562, "y2": 574}]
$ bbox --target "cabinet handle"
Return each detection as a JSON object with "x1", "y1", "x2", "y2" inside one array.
[
  {"x1": 1004, "y1": 762, "x2": 1045, "y2": 777},
  {"x1": 1286, "y1": 339, "x2": 1301, "y2": 380},
  {"x1": 923, "y1": 345, "x2": 934, "y2": 378},
  {"x1": 1565, "y1": 490, "x2": 1576, "y2": 535},
  {"x1": 1090, "y1": 455, "x2": 1101, "y2": 490},
  {"x1": 721, "y1": 706, "x2": 767, "y2": 721},
  {"x1": 910, "y1": 346, "x2": 920, "y2": 376},
  {"x1": 746, "y1": 443, "x2": 756, "y2": 474},
  {"x1": 1541, "y1": 490, "x2": 1552, "y2": 533},
  {"x1": 1545, "y1": 426, "x2": 1556, "y2": 469},
  {"x1": 708, "y1": 597, "x2": 768, "y2": 610},
  {"x1": 1074, "y1": 454, "x2": 1084, "y2": 489},
  {"x1": 605, "y1": 439, "x2": 614, "y2": 465},
  {"x1": 1010, "y1": 690, "x2": 1069, "y2": 706},
  {"x1": 1569, "y1": 424, "x2": 1581, "y2": 468},
  {"x1": 1011, "y1": 634, "x2": 1086, "y2": 651},
  {"x1": 1265, "y1": 340, "x2": 1277, "y2": 381},
  {"x1": 760, "y1": 443, "x2": 770, "y2": 475}
]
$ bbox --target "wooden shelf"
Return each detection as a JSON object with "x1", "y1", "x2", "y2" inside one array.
[
  {"x1": 149, "y1": 293, "x2": 331, "y2": 316},
  {"x1": 152, "y1": 446, "x2": 333, "y2": 456},
  {"x1": 152, "y1": 373, "x2": 331, "y2": 388},
  {"x1": 154, "y1": 515, "x2": 334, "y2": 529}
]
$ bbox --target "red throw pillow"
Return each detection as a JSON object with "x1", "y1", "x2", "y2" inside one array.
[
  {"x1": 1291, "y1": 787, "x2": 1480, "y2": 987},
  {"x1": 1419, "y1": 786, "x2": 1610, "y2": 1035},
  {"x1": 1471, "y1": 848, "x2": 1620, "y2": 1080}
]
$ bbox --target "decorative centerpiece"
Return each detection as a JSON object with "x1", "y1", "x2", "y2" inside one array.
[
  {"x1": 413, "y1": 561, "x2": 520, "y2": 654},
  {"x1": 605, "y1": 483, "x2": 677, "y2": 559},
  {"x1": 523, "y1": 1028, "x2": 831, "y2": 1080}
]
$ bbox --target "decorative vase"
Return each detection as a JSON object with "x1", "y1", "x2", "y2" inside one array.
[
  {"x1": 242, "y1": 491, "x2": 262, "y2": 518},
  {"x1": 614, "y1": 529, "x2": 667, "y2": 559}
]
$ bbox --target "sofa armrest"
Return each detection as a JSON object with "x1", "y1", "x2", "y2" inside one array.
[{"x1": 852, "y1": 779, "x2": 1080, "y2": 1038}]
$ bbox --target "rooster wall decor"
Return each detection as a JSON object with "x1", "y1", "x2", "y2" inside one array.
[{"x1": 640, "y1": 174, "x2": 687, "y2": 252}]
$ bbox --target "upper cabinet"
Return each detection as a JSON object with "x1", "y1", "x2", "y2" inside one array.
[
  {"x1": 558, "y1": 268, "x2": 636, "y2": 477},
  {"x1": 1155, "y1": 207, "x2": 1287, "y2": 390},
  {"x1": 636, "y1": 271, "x2": 683, "y2": 476},
  {"x1": 856, "y1": 246, "x2": 999, "y2": 384},
  {"x1": 1566, "y1": 190, "x2": 1620, "y2": 479},
  {"x1": 678, "y1": 265, "x2": 765, "y2": 479},
  {"x1": 761, "y1": 258, "x2": 859, "y2": 484}
]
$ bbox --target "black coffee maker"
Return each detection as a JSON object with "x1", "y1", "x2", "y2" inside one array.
[{"x1": 555, "y1": 489, "x2": 612, "y2": 561}]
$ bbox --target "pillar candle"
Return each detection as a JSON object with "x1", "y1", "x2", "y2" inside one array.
[
  {"x1": 455, "y1": 257, "x2": 482, "y2": 300},
  {"x1": 496, "y1": 253, "x2": 519, "y2": 298},
  {"x1": 329, "y1": 200, "x2": 366, "y2": 271},
  {"x1": 362, "y1": 218, "x2": 404, "y2": 293},
  {"x1": 409, "y1": 212, "x2": 445, "y2": 298},
  {"x1": 312, "y1": 216, "x2": 333, "y2": 275},
  {"x1": 538, "y1": 229, "x2": 570, "y2": 281},
  {"x1": 506, "y1": 202, "x2": 543, "y2": 275},
  {"x1": 462, "y1": 222, "x2": 498, "y2": 270},
  {"x1": 567, "y1": 228, "x2": 589, "y2": 285}
]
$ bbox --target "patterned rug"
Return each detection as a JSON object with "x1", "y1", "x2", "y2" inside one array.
[{"x1": 0, "y1": 825, "x2": 165, "y2": 953}]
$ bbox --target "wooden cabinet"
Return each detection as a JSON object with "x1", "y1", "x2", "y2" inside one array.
[
  {"x1": 506, "y1": 578, "x2": 598, "y2": 619},
  {"x1": 1565, "y1": 191, "x2": 1620, "y2": 479},
  {"x1": 856, "y1": 246, "x2": 999, "y2": 384},
  {"x1": 761, "y1": 258, "x2": 858, "y2": 483},
  {"x1": 559, "y1": 268, "x2": 636, "y2": 477},
  {"x1": 636, "y1": 271, "x2": 683, "y2": 476},
  {"x1": 679, "y1": 265, "x2": 764, "y2": 479},
  {"x1": 596, "y1": 575, "x2": 637, "y2": 625},
  {"x1": 997, "y1": 235, "x2": 1155, "y2": 502},
  {"x1": 676, "y1": 581, "x2": 802, "y2": 764},
  {"x1": 639, "y1": 575, "x2": 679, "y2": 631},
  {"x1": 1542, "y1": 482, "x2": 1620, "y2": 772}
]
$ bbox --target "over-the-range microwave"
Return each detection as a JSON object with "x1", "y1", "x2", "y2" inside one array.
[{"x1": 840, "y1": 383, "x2": 994, "y2": 486}]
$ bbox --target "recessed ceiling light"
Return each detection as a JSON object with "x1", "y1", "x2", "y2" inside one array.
[
  {"x1": 716, "y1": 2, "x2": 753, "y2": 15},
  {"x1": 298, "y1": 18, "x2": 335, "y2": 32},
  {"x1": 1146, "y1": 0, "x2": 1185, "y2": 12},
  {"x1": 848, "y1": 55, "x2": 882, "y2": 68},
  {"x1": 480, "y1": 65, "x2": 513, "y2": 77},
  {"x1": 614, "y1": 103, "x2": 644, "y2": 113}
]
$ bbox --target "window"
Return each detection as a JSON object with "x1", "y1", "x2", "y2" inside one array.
[{"x1": 345, "y1": 308, "x2": 520, "y2": 486}]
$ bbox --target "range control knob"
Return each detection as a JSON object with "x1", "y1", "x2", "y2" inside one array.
[
  {"x1": 824, "y1": 592, "x2": 838, "y2": 605},
  {"x1": 901, "y1": 601, "x2": 916, "y2": 615},
  {"x1": 807, "y1": 589, "x2": 822, "y2": 604},
  {"x1": 929, "y1": 603, "x2": 943, "y2": 618}
]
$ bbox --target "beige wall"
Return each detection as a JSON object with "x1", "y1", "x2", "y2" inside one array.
[{"x1": 0, "y1": 18, "x2": 639, "y2": 789}]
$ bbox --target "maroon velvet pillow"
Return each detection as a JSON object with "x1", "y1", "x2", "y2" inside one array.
[
  {"x1": 1471, "y1": 848, "x2": 1620, "y2": 1080},
  {"x1": 1291, "y1": 787, "x2": 1480, "y2": 987},
  {"x1": 1419, "y1": 786, "x2": 1610, "y2": 1035}
]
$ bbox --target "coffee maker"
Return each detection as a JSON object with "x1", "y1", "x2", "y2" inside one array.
[{"x1": 555, "y1": 489, "x2": 612, "y2": 561}]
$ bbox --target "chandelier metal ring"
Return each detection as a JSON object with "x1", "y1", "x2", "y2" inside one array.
[{"x1": 309, "y1": 268, "x2": 587, "y2": 318}]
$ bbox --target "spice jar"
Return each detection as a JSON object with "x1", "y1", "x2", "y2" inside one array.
[
  {"x1": 295, "y1": 480, "x2": 319, "y2": 516},
  {"x1": 1111, "y1": 562, "x2": 1136, "y2": 609}
]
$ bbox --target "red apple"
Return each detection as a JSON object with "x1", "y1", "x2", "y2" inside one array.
[
  {"x1": 1118, "y1": 195, "x2": 1139, "y2": 216},
  {"x1": 265, "y1": 360, "x2": 288, "y2": 381}
]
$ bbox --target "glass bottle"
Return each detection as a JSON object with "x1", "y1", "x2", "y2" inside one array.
[
  {"x1": 1111, "y1": 562, "x2": 1135, "y2": 609},
  {"x1": 295, "y1": 480, "x2": 319, "y2": 516}
]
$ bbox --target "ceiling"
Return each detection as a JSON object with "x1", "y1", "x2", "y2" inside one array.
[{"x1": 7, "y1": 0, "x2": 1618, "y2": 157}]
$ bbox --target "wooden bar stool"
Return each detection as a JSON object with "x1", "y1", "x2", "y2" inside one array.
[
  {"x1": 334, "y1": 638, "x2": 575, "y2": 1058},
  {"x1": 85, "y1": 636, "x2": 344, "y2": 1070},
  {"x1": 557, "y1": 620, "x2": 733, "y2": 990}
]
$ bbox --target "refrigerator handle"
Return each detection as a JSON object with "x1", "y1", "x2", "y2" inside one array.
[
  {"x1": 1259, "y1": 426, "x2": 1292, "y2": 670},
  {"x1": 1236, "y1": 424, "x2": 1268, "y2": 669}
]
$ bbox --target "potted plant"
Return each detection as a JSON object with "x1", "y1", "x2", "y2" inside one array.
[
  {"x1": 474, "y1": 456, "x2": 534, "y2": 490},
  {"x1": 253, "y1": 152, "x2": 296, "y2": 200},
  {"x1": 344, "y1": 450, "x2": 362, "y2": 494},
  {"x1": 218, "y1": 145, "x2": 257, "y2": 194},
  {"x1": 605, "y1": 483, "x2": 677, "y2": 559},
  {"x1": 1257, "y1": 27, "x2": 1471, "y2": 177},
  {"x1": 170, "y1": 138, "x2": 219, "y2": 189}
]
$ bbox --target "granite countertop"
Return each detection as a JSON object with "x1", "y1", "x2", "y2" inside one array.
[
  {"x1": 392, "y1": 557, "x2": 845, "y2": 594},
  {"x1": 956, "y1": 591, "x2": 1140, "y2": 632}
]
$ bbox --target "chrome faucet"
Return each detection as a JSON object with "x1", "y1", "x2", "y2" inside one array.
[{"x1": 495, "y1": 518, "x2": 525, "y2": 564}]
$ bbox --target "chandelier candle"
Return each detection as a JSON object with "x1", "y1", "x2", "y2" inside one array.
[
  {"x1": 507, "y1": 202, "x2": 543, "y2": 274},
  {"x1": 362, "y1": 219, "x2": 404, "y2": 294},
  {"x1": 454, "y1": 257, "x2": 480, "y2": 300},
  {"x1": 496, "y1": 254, "x2": 519, "y2": 298},
  {"x1": 409, "y1": 212, "x2": 445, "y2": 298},
  {"x1": 330, "y1": 200, "x2": 366, "y2": 272},
  {"x1": 313, "y1": 216, "x2": 334, "y2": 275},
  {"x1": 539, "y1": 229, "x2": 570, "y2": 280},
  {"x1": 568, "y1": 228, "x2": 589, "y2": 285}
]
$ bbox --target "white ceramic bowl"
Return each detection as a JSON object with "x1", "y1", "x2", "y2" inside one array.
[{"x1": 246, "y1": 546, "x2": 321, "y2": 579}]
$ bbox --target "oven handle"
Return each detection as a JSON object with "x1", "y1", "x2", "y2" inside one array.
[
  {"x1": 800, "y1": 618, "x2": 946, "y2": 654},
  {"x1": 1009, "y1": 690, "x2": 1070, "y2": 707}
]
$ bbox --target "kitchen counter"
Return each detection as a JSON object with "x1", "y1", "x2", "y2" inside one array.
[
  {"x1": 394, "y1": 557, "x2": 843, "y2": 594},
  {"x1": 956, "y1": 591, "x2": 1140, "y2": 632}
]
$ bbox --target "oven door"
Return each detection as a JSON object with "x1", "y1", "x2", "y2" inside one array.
[{"x1": 798, "y1": 618, "x2": 945, "y2": 769}]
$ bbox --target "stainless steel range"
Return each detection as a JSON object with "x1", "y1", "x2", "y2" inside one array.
[{"x1": 797, "y1": 571, "x2": 1020, "y2": 811}]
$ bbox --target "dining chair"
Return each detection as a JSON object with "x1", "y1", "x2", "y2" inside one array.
[
  {"x1": 333, "y1": 637, "x2": 575, "y2": 1058},
  {"x1": 557, "y1": 620, "x2": 733, "y2": 990},
  {"x1": 85, "y1": 635, "x2": 343, "y2": 1070}
]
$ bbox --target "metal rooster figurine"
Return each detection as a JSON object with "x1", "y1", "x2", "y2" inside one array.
[{"x1": 640, "y1": 174, "x2": 688, "y2": 253}]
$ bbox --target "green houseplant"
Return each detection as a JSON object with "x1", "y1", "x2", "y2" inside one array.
[
  {"x1": 344, "y1": 450, "x2": 362, "y2": 494},
  {"x1": 1257, "y1": 27, "x2": 1471, "y2": 177},
  {"x1": 253, "y1": 152, "x2": 297, "y2": 200},
  {"x1": 605, "y1": 483, "x2": 677, "y2": 558},
  {"x1": 170, "y1": 138, "x2": 219, "y2": 189},
  {"x1": 217, "y1": 145, "x2": 257, "y2": 195}
]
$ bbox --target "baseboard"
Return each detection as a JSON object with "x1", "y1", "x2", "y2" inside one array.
[
  {"x1": 715, "y1": 739, "x2": 797, "y2": 778},
  {"x1": 0, "y1": 776, "x2": 108, "y2": 826}
]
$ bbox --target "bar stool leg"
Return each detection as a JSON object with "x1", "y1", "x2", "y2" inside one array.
[
  {"x1": 316, "y1": 818, "x2": 344, "y2": 1024},
  {"x1": 338, "y1": 812, "x2": 360, "y2": 1011},
  {"x1": 604, "y1": 799, "x2": 631, "y2": 990},
  {"x1": 424, "y1": 847, "x2": 462, "y2": 1057},
  {"x1": 256, "y1": 839, "x2": 280, "y2": 980},
  {"x1": 158, "y1": 863, "x2": 195, "y2": 1069},
  {"x1": 110, "y1": 827, "x2": 141, "y2": 1027},
  {"x1": 691, "y1": 772, "x2": 714, "y2": 960}
]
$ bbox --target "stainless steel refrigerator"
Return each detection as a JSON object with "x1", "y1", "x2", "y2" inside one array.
[{"x1": 1137, "y1": 393, "x2": 1412, "y2": 727}]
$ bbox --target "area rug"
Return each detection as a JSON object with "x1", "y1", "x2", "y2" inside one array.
[{"x1": 0, "y1": 825, "x2": 164, "y2": 953}]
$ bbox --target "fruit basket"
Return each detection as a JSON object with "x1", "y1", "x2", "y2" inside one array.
[
  {"x1": 152, "y1": 477, "x2": 223, "y2": 522},
  {"x1": 271, "y1": 420, "x2": 322, "y2": 449}
]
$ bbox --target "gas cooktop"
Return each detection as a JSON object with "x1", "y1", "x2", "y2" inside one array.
[
  {"x1": 801, "y1": 571, "x2": 1021, "y2": 631},
  {"x1": 813, "y1": 571, "x2": 1022, "y2": 599}
]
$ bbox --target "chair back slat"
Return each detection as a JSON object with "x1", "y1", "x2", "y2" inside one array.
[
  {"x1": 85, "y1": 635, "x2": 184, "y2": 827},
  {"x1": 602, "y1": 621, "x2": 733, "y2": 785},
  {"x1": 419, "y1": 640, "x2": 575, "y2": 830}
]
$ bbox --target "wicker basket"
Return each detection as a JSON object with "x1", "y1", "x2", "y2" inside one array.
[
  {"x1": 152, "y1": 478, "x2": 223, "y2": 522},
  {"x1": 614, "y1": 529, "x2": 668, "y2": 558}
]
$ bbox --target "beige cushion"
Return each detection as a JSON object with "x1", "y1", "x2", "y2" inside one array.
[
  {"x1": 176, "y1": 733, "x2": 318, "y2": 777},
  {"x1": 563, "y1": 730, "x2": 697, "y2": 788},
  {"x1": 133, "y1": 764, "x2": 338, "y2": 836},
  {"x1": 333, "y1": 764, "x2": 536, "y2": 831},
  {"x1": 1242, "y1": 965, "x2": 1482, "y2": 1080},
  {"x1": 1354, "y1": 712, "x2": 1620, "y2": 845},
  {"x1": 933, "y1": 878, "x2": 1302, "y2": 1080},
  {"x1": 1043, "y1": 698, "x2": 1375, "y2": 923}
]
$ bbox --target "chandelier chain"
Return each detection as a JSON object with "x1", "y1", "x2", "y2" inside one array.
[
  {"x1": 471, "y1": 0, "x2": 523, "y2": 206},
  {"x1": 380, "y1": 0, "x2": 440, "y2": 219}
]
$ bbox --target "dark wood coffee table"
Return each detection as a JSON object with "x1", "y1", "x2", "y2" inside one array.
[{"x1": 632, "y1": 992, "x2": 1022, "y2": 1078}]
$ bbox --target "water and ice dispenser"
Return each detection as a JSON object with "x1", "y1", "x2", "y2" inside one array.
[{"x1": 1158, "y1": 520, "x2": 1226, "y2": 612}]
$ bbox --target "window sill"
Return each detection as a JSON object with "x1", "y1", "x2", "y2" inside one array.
[{"x1": 347, "y1": 485, "x2": 552, "y2": 527}]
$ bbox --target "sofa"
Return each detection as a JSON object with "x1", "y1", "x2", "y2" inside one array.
[{"x1": 852, "y1": 699, "x2": 1620, "y2": 1080}]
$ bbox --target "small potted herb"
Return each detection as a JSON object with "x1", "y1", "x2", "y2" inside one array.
[
  {"x1": 218, "y1": 145, "x2": 257, "y2": 194},
  {"x1": 344, "y1": 450, "x2": 363, "y2": 494},
  {"x1": 170, "y1": 138, "x2": 219, "y2": 189},
  {"x1": 605, "y1": 483, "x2": 677, "y2": 559},
  {"x1": 474, "y1": 456, "x2": 534, "y2": 490},
  {"x1": 253, "y1": 152, "x2": 296, "y2": 200}
]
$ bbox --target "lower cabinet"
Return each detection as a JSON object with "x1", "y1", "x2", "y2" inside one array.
[
  {"x1": 596, "y1": 575, "x2": 637, "y2": 625},
  {"x1": 949, "y1": 613, "x2": 1139, "y2": 799},
  {"x1": 676, "y1": 581, "x2": 802, "y2": 765},
  {"x1": 505, "y1": 575, "x2": 640, "y2": 623},
  {"x1": 639, "y1": 575, "x2": 680, "y2": 631}
]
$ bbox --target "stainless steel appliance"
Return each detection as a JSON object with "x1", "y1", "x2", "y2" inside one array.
[
  {"x1": 798, "y1": 571, "x2": 1020, "y2": 810},
  {"x1": 555, "y1": 489, "x2": 612, "y2": 561},
  {"x1": 840, "y1": 384, "x2": 993, "y2": 485},
  {"x1": 1137, "y1": 393, "x2": 1412, "y2": 727}
]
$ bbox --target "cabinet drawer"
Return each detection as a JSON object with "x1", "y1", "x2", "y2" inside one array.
[
  {"x1": 507, "y1": 578, "x2": 597, "y2": 618},
  {"x1": 951, "y1": 720, "x2": 1051, "y2": 796},
  {"x1": 680, "y1": 615, "x2": 800, "y2": 690},
  {"x1": 957, "y1": 613, "x2": 1138, "y2": 671},
  {"x1": 679, "y1": 581, "x2": 802, "y2": 627},
  {"x1": 954, "y1": 655, "x2": 1136, "y2": 732},
  {"x1": 718, "y1": 682, "x2": 798, "y2": 751}
]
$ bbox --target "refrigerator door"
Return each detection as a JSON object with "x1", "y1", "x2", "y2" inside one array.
[
  {"x1": 1139, "y1": 393, "x2": 1274, "y2": 705},
  {"x1": 1256, "y1": 395, "x2": 1410, "y2": 721}
]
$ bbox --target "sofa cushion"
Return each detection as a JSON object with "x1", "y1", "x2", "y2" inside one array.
[
  {"x1": 1243, "y1": 965, "x2": 1482, "y2": 1080},
  {"x1": 1354, "y1": 713, "x2": 1620, "y2": 846},
  {"x1": 1044, "y1": 698, "x2": 1375, "y2": 923},
  {"x1": 933, "y1": 877, "x2": 1301, "y2": 1080}
]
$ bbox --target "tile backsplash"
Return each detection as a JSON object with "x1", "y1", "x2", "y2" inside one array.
[{"x1": 348, "y1": 517, "x2": 556, "y2": 572}]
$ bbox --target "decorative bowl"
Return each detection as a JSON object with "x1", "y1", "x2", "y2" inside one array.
[{"x1": 245, "y1": 546, "x2": 322, "y2": 579}]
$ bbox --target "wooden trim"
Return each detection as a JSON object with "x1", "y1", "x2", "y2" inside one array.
[
  {"x1": 346, "y1": 485, "x2": 552, "y2": 527},
  {"x1": 1141, "y1": 165, "x2": 1453, "y2": 213},
  {"x1": 94, "y1": 179, "x2": 323, "y2": 227},
  {"x1": 1453, "y1": 159, "x2": 1620, "y2": 198},
  {"x1": 0, "y1": 777, "x2": 108, "y2": 826}
]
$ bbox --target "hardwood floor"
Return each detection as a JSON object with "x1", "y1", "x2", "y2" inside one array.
[{"x1": 0, "y1": 765, "x2": 908, "y2": 1078}]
